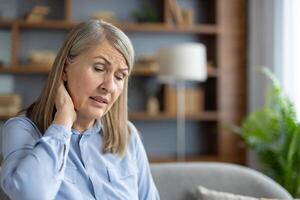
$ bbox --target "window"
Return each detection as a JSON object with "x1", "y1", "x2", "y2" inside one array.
[{"x1": 274, "y1": 0, "x2": 300, "y2": 120}]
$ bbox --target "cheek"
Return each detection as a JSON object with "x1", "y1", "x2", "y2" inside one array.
[
  {"x1": 111, "y1": 84, "x2": 125, "y2": 103},
  {"x1": 66, "y1": 81, "x2": 81, "y2": 106},
  {"x1": 67, "y1": 76, "x2": 92, "y2": 105}
]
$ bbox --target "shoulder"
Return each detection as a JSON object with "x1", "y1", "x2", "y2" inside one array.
[
  {"x1": 126, "y1": 121, "x2": 150, "y2": 164},
  {"x1": 127, "y1": 121, "x2": 141, "y2": 143},
  {"x1": 4, "y1": 115, "x2": 37, "y2": 130},
  {"x1": 1, "y1": 116, "x2": 41, "y2": 160},
  {"x1": 2, "y1": 115, "x2": 41, "y2": 139},
  {"x1": 128, "y1": 121, "x2": 139, "y2": 135},
  {"x1": 127, "y1": 121, "x2": 145, "y2": 152}
]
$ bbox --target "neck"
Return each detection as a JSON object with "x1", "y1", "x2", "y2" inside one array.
[{"x1": 72, "y1": 116, "x2": 96, "y2": 133}]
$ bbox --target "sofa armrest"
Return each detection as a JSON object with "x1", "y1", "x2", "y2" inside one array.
[{"x1": 150, "y1": 162, "x2": 293, "y2": 200}]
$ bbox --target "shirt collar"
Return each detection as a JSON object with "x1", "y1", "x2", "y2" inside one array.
[{"x1": 71, "y1": 119, "x2": 102, "y2": 136}]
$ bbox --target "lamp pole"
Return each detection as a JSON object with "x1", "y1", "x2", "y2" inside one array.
[{"x1": 176, "y1": 80, "x2": 186, "y2": 161}]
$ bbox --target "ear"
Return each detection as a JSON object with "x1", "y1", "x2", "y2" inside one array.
[
  {"x1": 62, "y1": 60, "x2": 69, "y2": 81},
  {"x1": 62, "y1": 71, "x2": 67, "y2": 82}
]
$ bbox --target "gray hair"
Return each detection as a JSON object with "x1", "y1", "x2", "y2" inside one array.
[
  {"x1": 27, "y1": 19, "x2": 135, "y2": 156},
  {"x1": 68, "y1": 19, "x2": 134, "y2": 70}
]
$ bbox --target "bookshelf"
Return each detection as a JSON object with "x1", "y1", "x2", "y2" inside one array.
[{"x1": 0, "y1": 0, "x2": 247, "y2": 164}]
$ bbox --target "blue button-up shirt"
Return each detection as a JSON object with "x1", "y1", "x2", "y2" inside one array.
[{"x1": 0, "y1": 116, "x2": 160, "y2": 200}]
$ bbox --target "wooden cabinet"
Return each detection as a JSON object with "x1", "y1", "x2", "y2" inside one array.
[{"x1": 0, "y1": 0, "x2": 247, "y2": 164}]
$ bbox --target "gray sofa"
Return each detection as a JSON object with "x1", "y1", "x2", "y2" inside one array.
[
  {"x1": 0, "y1": 162, "x2": 293, "y2": 200},
  {"x1": 150, "y1": 162, "x2": 293, "y2": 200}
]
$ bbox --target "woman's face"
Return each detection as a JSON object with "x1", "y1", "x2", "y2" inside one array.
[{"x1": 64, "y1": 40, "x2": 129, "y2": 120}]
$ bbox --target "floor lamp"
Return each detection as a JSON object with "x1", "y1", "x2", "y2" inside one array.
[{"x1": 158, "y1": 43, "x2": 207, "y2": 161}]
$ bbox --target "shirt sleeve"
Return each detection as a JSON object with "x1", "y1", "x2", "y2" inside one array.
[
  {"x1": 128, "y1": 122, "x2": 160, "y2": 200},
  {"x1": 0, "y1": 117, "x2": 72, "y2": 200}
]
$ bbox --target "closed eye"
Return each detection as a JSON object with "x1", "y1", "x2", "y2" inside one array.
[
  {"x1": 115, "y1": 73, "x2": 127, "y2": 81},
  {"x1": 93, "y1": 63, "x2": 105, "y2": 72}
]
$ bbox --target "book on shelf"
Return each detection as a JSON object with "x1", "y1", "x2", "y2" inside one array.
[
  {"x1": 164, "y1": 84, "x2": 204, "y2": 116},
  {"x1": 167, "y1": 0, "x2": 194, "y2": 26},
  {"x1": 0, "y1": 94, "x2": 22, "y2": 118}
]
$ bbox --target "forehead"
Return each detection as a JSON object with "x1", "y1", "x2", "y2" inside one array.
[{"x1": 85, "y1": 41, "x2": 127, "y2": 66}]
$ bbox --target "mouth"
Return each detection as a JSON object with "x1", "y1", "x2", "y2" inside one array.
[{"x1": 90, "y1": 96, "x2": 109, "y2": 105}]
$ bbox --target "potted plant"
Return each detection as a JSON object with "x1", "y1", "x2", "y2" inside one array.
[
  {"x1": 231, "y1": 68, "x2": 300, "y2": 197},
  {"x1": 132, "y1": 2, "x2": 158, "y2": 23}
]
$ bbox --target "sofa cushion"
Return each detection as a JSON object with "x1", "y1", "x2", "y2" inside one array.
[
  {"x1": 196, "y1": 186, "x2": 282, "y2": 200},
  {"x1": 197, "y1": 185, "x2": 259, "y2": 200}
]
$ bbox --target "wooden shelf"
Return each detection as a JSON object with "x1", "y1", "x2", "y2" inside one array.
[
  {"x1": 0, "y1": 19, "x2": 218, "y2": 34},
  {"x1": 0, "y1": 112, "x2": 217, "y2": 121},
  {"x1": 0, "y1": 19, "x2": 15, "y2": 28},
  {"x1": 0, "y1": 20, "x2": 75, "y2": 29},
  {"x1": 132, "y1": 68, "x2": 158, "y2": 76},
  {"x1": 0, "y1": 65, "x2": 51, "y2": 74},
  {"x1": 17, "y1": 20, "x2": 76, "y2": 29},
  {"x1": 0, "y1": 112, "x2": 217, "y2": 122},
  {"x1": 114, "y1": 22, "x2": 218, "y2": 34},
  {"x1": 0, "y1": 65, "x2": 219, "y2": 77},
  {"x1": 132, "y1": 66, "x2": 218, "y2": 77},
  {"x1": 2, "y1": 111, "x2": 217, "y2": 122},
  {"x1": 207, "y1": 67, "x2": 218, "y2": 77},
  {"x1": 185, "y1": 112, "x2": 218, "y2": 121},
  {"x1": 0, "y1": 65, "x2": 158, "y2": 76},
  {"x1": 129, "y1": 111, "x2": 218, "y2": 121},
  {"x1": 1, "y1": 112, "x2": 218, "y2": 122},
  {"x1": 129, "y1": 112, "x2": 173, "y2": 121}
]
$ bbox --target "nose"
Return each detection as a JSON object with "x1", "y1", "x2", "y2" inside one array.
[{"x1": 100, "y1": 73, "x2": 116, "y2": 93}]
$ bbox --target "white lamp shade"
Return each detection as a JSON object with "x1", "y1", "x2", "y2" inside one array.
[{"x1": 158, "y1": 43, "x2": 207, "y2": 82}]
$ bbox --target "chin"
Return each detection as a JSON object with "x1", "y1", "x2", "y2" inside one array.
[
  {"x1": 89, "y1": 111, "x2": 105, "y2": 119},
  {"x1": 78, "y1": 109, "x2": 106, "y2": 120}
]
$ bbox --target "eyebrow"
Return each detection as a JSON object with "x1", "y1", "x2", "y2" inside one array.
[
  {"x1": 119, "y1": 68, "x2": 129, "y2": 73},
  {"x1": 93, "y1": 56, "x2": 111, "y2": 65},
  {"x1": 93, "y1": 55, "x2": 129, "y2": 71}
]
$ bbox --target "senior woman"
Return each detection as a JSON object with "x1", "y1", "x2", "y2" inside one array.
[{"x1": 0, "y1": 19, "x2": 160, "y2": 200}]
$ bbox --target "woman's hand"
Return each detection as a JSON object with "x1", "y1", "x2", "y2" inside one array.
[{"x1": 53, "y1": 81, "x2": 76, "y2": 130}]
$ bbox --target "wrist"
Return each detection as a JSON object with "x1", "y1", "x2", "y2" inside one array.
[{"x1": 53, "y1": 109, "x2": 74, "y2": 130}]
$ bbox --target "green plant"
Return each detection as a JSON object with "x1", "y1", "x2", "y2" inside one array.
[
  {"x1": 132, "y1": 3, "x2": 158, "y2": 23},
  {"x1": 231, "y1": 68, "x2": 300, "y2": 197}
]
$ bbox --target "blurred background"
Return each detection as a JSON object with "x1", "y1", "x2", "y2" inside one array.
[{"x1": 0, "y1": 0, "x2": 299, "y2": 168}]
